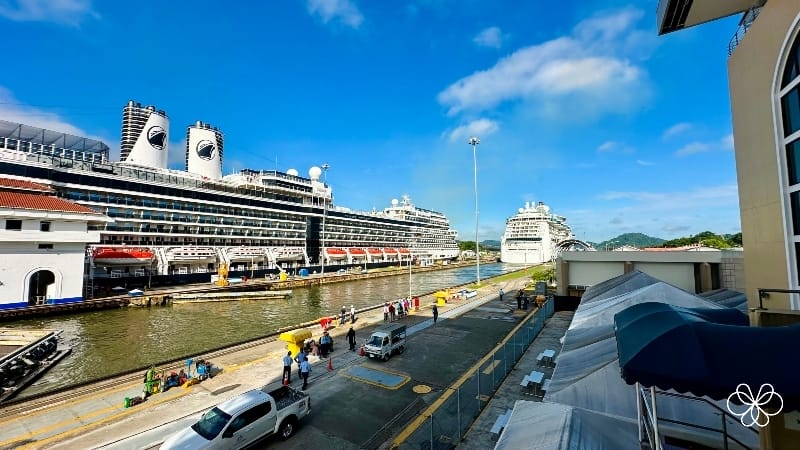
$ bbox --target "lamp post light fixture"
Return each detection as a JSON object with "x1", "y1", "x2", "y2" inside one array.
[
  {"x1": 468, "y1": 136, "x2": 481, "y2": 286},
  {"x1": 320, "y1": 163, "x2": 330, "y2": 284}
]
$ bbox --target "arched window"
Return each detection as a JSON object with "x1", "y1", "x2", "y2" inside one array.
[{"x1": 780, "y1": 25, "x2": 800, "y2": 285}]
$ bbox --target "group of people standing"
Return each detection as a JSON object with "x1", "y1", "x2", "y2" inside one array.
[{"x1": 383, "y1": 297, "x2": 411, "y2": 322}]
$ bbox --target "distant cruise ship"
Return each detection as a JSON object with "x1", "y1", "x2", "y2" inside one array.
[
  {"x1": 0, "y1": 101, "x2": 460, "y2": 294},
  {"x1": 500, "y1": 201, "x2": 573, "y2": 264}
]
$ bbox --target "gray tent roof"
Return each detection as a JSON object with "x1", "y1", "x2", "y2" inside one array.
[
  {"x1": 494, "y1": 401, "x2": 638, "y2": 450},
  {"x1": 533, "y1": 271, "x2": 758, "y2": 448}
]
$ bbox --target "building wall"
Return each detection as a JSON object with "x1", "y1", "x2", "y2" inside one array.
[
  {"x1": 630, "y1": 262, "x2": 695, "y2": 292},
  {"x1": 729, "y1": 0, "x2": 800, "y2": 309},
  {"x1": 720, "y1": 249, "x2": 746, "y2": 292},
  {"x1": 0, "y1": 242, "x2": 86, "y2": 308},
  {"x1": 567, "y1": 261, "x2": 625, "y2": 287}
]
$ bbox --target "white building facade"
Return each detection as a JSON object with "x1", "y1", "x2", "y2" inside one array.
[{"x1": 0, "y1": 179, "x2": 110, "y2": 309}]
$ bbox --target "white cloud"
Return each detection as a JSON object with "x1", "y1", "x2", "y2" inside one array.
[
  {"x1": 597, "y1": 184, "x2": 738, "y2": 207},
  {"x1": 721, "y1": 133, "x2": 734, "y2": 150},
  {"x1": 446, "y1": 118, "x2": 499, "y2": 142},
  {"x1": 636, "y1": 159, "x2": 654, "y2": 166},
  {"x1": 0, "y1": 85, "x2": 118, "y2": 157},
  {"x1": 675, "y1": 142, "x2": 711, "y2": 156},
  {"x1": 566, "y1": 184, "x2": 741, "y2": 241},
  {"x1": 0, "y1": 0, "x2": 98, "y2": 26},
  {"x1": 0, "y1": 86, "x2": 88, "y2": 136},
  {"x1": 306, "y1": 0, "x2": 363, "y2": 29},
  {"x1": 473, "y1": 26, "x2": 504, "y2": 48},
  {"x1": 597, "y1": 141, "x2": 634, "y2": 154},
  {"x1": 662, "y1": 122, "x2": 692, "y2": 139},
  {"x1": 438, "y1": 8, "x2": 650, "y2": 119}
]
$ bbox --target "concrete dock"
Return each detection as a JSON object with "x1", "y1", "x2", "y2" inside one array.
[{"x1": 0, "y1": 274, "x2": 567, "y2": 450}]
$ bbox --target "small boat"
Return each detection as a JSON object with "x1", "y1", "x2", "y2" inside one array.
[
  {"x1": 171, "y1": 289, "x2": 293, "y2": 304},
  {"x1": 128, "y1": 289, "x2": 145, "y2": 297},
  {"x1": 0, "y1": 329, "x2": 71, "y2": 404}
]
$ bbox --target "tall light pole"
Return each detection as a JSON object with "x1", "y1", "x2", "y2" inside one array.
[
  {"x1": 320, "y1": 163, "x2": 329, "y2": 284},
  {"x1": 408, "y1": 229, "x2": 414, "y2": 301},
  {"x1": 468, "y1": 137, "x2": 481, "y2": 285}
]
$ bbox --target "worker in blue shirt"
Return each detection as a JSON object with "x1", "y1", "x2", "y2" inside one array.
[{"x1": 282, "y1": 351, "x2": 292, "y2": 384}]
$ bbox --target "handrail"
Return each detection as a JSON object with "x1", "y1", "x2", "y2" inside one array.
[
  {"x1": 728, "y1": 5, "x2": 762, "y2": 56},
  {"x1": 654, "y1": 389, "x2": 758, "y2": 436},
  {"x1": 652, "y1": 389, "x2": 757, "y2": 450},
  {"x1": 757, "y1": 288, "x2": 800, "y2": 310},
  {"x1": 639, "y1": 387, "x2": 664, "y2": 449}
]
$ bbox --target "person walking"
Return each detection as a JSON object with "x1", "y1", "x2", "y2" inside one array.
[
  {"x1": 499, "y1": 288, "x2": 504, "y2": 301},
  {"x1": 320, "y1": 331, "x2": 332, "y2": 357},
  {"x1": 350, "y1": 304, "x2": 356, "y2": 324},
  {"x1": 432, "y1": 303, "x2": 438, "y2": 324},
  {"x1": 516, "y1": 291, "x2": 523, "y2": 310},
  {"x1": 397, "y1": 300, "x2": 404, "y2": 319},
  {"x1": 282, "y1": 351, "x2": 293, "y2": 384},
  {"x1": 383, "y1": 302, "x2": 389, "y2": 321},
  {"x1": 389, "y1": 302, "x2": 396, "y2": 321},
  {"x1": 347, "y1": 327, "x2": 356, "y2": 351},
  {"x1": 300, "y1": 359, "x2": 311, "y2": 390},
  {"x1": 340, "y1": 305, "x2": 347, "y2": 325},
  {"x1": 294, "y1": 349, "x2": 307, "y2": 380}
]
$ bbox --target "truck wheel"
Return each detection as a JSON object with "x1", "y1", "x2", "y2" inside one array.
[
  {"x1": 382, "y1": 353, "x2": 389, "y2": 362},
  {"x1": 398, "y1": 346, "x2": 405, "y2": 354},
  {"x1": 279, "y1": 418, "x2": 297, "y2": 440}
]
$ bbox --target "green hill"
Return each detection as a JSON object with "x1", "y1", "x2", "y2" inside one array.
[{"x1": 594, "y1": 233, "x2": 665, "y2": 249}]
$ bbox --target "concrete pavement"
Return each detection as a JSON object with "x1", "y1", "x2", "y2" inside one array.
[{"x1": 0, "y1": 275, "x2": 539, "y2": 450}]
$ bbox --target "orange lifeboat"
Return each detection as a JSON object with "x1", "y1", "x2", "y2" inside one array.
[
  {"x1": 326, "y1": 248, "x2": 347, "y2": 258},
  {"x1": 367, "y1": 248, "x2": 383, "y2": 255},
  {"x1": 398, "y1": 248, "x2": 410, "y2": 254},
  {"x1": 383, "y1": 248, "x2": 398, "y2": 254},
  {"x1": 349, "y1": 248, "x2": 366, "y2": 255},
  {"x1": 92, "y1": 247, "x2": 154, "y2": 265}
]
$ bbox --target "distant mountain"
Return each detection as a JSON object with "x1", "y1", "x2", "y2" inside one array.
[
  {"x1": 481, "y1": 240, "x2": 501, "y2": 250},
  {"x1": 594, "y1": 233, "x2": 665, "y2": 249}
]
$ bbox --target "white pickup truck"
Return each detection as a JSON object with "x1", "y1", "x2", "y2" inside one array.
[{"x1": 160, "y1": 385, "x2": 311, "y2": 450}]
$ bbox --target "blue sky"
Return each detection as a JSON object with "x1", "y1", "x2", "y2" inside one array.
[{"x1": 0, "y1": 0, "x2": 742, "y2": 243}]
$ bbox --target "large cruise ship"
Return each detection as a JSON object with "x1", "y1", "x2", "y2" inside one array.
[
  {"x1": 500, "y1": 201, "x2": 573, "y2": 264},
  {"x1": 0, "y1": 101, "x2": 460, "y2": 294}
]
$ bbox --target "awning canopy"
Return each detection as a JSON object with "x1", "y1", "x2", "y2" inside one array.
[{"x1": 615, "y1": 302, "x2": 800, "y2": 410}]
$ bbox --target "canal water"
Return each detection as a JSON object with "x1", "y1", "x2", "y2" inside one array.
[{"x1": 12, "y1": 263, "x2": 520, "y2": 397}]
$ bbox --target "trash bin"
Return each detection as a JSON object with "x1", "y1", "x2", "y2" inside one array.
[
  {"x1": 279, "y1": 329, "x2": 312, "y2": 357},
  {"x1": 413, "y1": 296, "x2": 420, "y2": 312}
]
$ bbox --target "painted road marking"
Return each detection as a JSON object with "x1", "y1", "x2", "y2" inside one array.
[
  {"x1": 342, "y1": 365, "x2": 410, "y2": 390},
  {"x1": 482, "y1": 359, "x2": 501, "y2": 374}
]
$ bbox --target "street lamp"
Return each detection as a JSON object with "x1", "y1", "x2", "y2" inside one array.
[
  {"x1": 408, "y1": 230, "x2": 414, "y2": 301},
  {"x1": 468, "y1": 136, "x2": 481, "y2": 285},
  {"x1": 320, "y1": 163, "x2": 329, "y2": 284}
]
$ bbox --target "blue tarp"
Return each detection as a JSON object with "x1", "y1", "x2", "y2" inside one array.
[{"x1": 615, "y1": 302, "x2": 800, "y2": 410}]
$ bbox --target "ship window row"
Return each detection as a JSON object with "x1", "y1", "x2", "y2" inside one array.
[
  {"x1": 1, "y1": 159, "x2": 310, "y2": 209},
  {"x1": 98, "y1": 234, "x2": 301, "y2": 247},
  {"x1": 102, "y1": 208, "x2": 305, "y2": 230},
  {"x1": 93, "y1": 223, "x2": 304, "y2": 238},
  {"x1": 63, "y1": 189, "x2": 306, "y2": 222}
]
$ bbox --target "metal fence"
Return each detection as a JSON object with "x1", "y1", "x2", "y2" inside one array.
[{"x1": 391, "y1": 298, "x2": 555, "y2": 449}]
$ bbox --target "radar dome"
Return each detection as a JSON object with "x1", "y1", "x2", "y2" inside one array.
[
  {"x1": 518, "y1": 208, "x2": 524, "y2": 213},
  {"x1": 309, "y1": 166, "x2": 322, "y2": 180},
  {"x1": 287, "y1": 168, "x2": 299, "y2": 177},
  {"x1": 391, "y1": 198, "x2": 399, "y2": 206}
]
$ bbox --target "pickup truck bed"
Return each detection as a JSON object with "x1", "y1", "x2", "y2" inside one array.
[{"x1": 267, "y1": 385, "x2": 308, "y2": 410}]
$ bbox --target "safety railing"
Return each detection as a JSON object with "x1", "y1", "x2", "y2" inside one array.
[
  {"x1": 390, "y1": 298, "x2": 555, "y2": 449},
  {"x1": 728, "y1": 6, "x2": 762, "y2": 56}
]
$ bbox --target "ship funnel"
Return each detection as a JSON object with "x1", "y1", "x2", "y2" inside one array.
[
  {"x1": 120, "y1": 100, "x2": 170, "y2": 168},
  {"x1": 186, "y1": 121, "x2": 224, "y2": 180}
]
